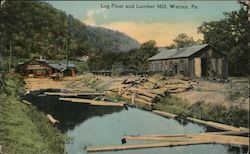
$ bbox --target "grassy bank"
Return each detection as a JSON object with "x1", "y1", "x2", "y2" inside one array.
[
  {"x1": 153, "y1": 95, "x2": 249, "y2": 128},
  {"x1": 0, "y1": 73, "x2": 66, "y2": 154}
]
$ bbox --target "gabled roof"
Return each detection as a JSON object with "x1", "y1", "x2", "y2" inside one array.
[
  {"x1": 16, "y1": 58, "x2": 75, "y2": 72},
  {"x1": 148, "y1": 44, "x2": 211, "y2": 61},
  {"x1": 49, "y1": 63, "x2": 75, "y2": 72}
]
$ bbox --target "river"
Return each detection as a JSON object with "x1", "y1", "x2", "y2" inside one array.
[{"x1": 23, "y1": 90, "x2": 248, "y2": 154}]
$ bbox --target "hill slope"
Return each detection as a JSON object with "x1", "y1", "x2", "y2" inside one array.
[{"x1": 0, "y1": 1, "x2": 140, "y2": 59}]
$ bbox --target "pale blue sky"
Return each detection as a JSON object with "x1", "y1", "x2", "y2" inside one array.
[{"x1": 47, "y1": 1, "x2": 241, "y2": 46}]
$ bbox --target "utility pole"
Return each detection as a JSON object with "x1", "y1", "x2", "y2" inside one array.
[
  {"x1": 66, "y1": 39, "x2": 68, "y2": 68},
  {"x1": 9, "y1": 41, "x2": 12, "y2": 72}
]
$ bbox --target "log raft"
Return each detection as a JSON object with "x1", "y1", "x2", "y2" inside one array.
[
  {"x1": 152, "y1": 110, "x2": 177, "y2": 119},
  {"x1": 87, "y1": 132, "x2": 249, "y2": 153},
  {"x1": 187, "y1": 117, "x2": 248, "y2": 131},
  {"x1": 44, "y1": 92, "x2": 105, "y2": 97},
  {"x1": 87, "y1": 141, "x2": 212, "y2": 153},
  {"x1": 152, "y1": 110, "x2": 249, "y2": 132},
  {"x1": 59, "y1": 98, "x2": 125, "y2": 107}
]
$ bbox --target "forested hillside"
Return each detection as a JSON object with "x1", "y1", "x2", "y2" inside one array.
[
  {"x1": 0, "y1": 1, "x2": 140, "y2": 60},
  {"x1": 198, "y1": 2, "x2": 249, "y2": 76}
]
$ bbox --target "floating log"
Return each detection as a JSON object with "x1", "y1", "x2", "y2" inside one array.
[
  {"x1": 44, "y1": 92, "x2": 105, "y2": 97},
  {"x1": 123, "y1": 133, "x2": 249, "y2": 146},
  {"x1": 187, "y1": 117, "x2": 248, "y2": 131},
  {"x1": 123, "y1": 130, "x2": 249, "y2": 140},
  {"x1": 47, "y1": 114, "x2": 59, "y2": 124},
  {"x1": 123, "y1": 135, "x2": 192, "y2": 141},
  {"x1": 153, "y1": 110, "x2": 177, "y2": 119},
  {"x1": 87, "y1": 140, "x2": 212, "y2": 153},
  {"x1": 22, "y1": 100, "x2": 32, "y2": 105},
  {"x1": 59, "y1": 98, "x2": 125, "y2": 107}
]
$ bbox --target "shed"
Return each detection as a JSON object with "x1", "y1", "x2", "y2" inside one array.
[
  {"x1": 15, "y1": 57, "x2": 76, "y2": 77},
  {"x1": 148, "y1": 44, "x2": 228, "y2": 79}
]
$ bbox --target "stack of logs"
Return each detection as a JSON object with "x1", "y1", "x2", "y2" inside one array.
[{"x1": 108, "y1": 77, "x2": 195, "y2": 108}]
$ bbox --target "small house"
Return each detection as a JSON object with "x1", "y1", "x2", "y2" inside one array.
[
  {"x1": 148, "y1": 44, "x2": 228, "y2": 79},
  {"x1": 15, "y1": 57, "x2": 76, "y2": 78}
]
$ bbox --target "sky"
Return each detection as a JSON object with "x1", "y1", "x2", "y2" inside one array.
[{"x1": 48, "y1": 1, "x2": 241, "y2": 46}]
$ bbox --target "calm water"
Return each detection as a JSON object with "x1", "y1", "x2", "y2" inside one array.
[{"x1": 23, "y1": 90, "x2": 248, "y2": 154}]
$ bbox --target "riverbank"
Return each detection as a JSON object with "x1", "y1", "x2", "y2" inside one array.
[
  {"x1": 23, "y1": 74, "x2": 249, "y2": 128},
  {"x1": 0, "y1": 73, "x2": 66, "y2": 154},
  {"x1": 153, "y1": 95, "x2": 249, "y2": 128}
]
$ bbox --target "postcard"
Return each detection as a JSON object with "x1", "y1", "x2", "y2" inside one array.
[{"x1": 0, "y1": 1, "x2": 249, "y2": 154}]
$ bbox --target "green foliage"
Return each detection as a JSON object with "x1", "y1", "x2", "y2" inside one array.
[
  {"x1": 0, "y1": 74, "x2": 66, "y2": 153},
  {"x1": 1, "y1": 73, "x2": 26, "y2": 96},
  {"x1": 1, "y1": 1, "x2": 139, "y2": 62},
  {"x1": 197, "y1": 3, "x2": 250, "y2": 76},
  {"x1": 88, "y1": 40, "x2": 159, "y2": 71},
  {"x1": 166, "y1": 33, "x2": 203, "y2": 49},
  {"x1": 153, "y1": 95, "x2": 249, "y2": 128}
]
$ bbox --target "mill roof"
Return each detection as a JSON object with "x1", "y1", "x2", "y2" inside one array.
[{"x1": 148, "y1": 44, "x2": 216, "y2": 61}]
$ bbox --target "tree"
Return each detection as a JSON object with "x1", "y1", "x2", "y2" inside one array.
[
  {"x1": 197, "y1": 2, "x2": 249, "y2": 76},
  {"x1": 166, "y1": 33, "x2": 202, "y2": 49},
  {"x1": 123, "y1": 40, "x2": 159, "y2": 70}
]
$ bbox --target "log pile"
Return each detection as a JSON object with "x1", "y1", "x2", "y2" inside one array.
[{"x1": 107, "y1": 76, "x2": 195, "y2": 108}]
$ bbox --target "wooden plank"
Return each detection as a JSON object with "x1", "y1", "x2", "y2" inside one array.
[
  {"x1": 202, "y1": 134, "x2": 249, "y2": 146},
  {"x1": 153, "y1": 110, "x2": 177, "y2": 119},
  {"x1": 59, "y1": 98, "x2": 125, "y2": 107},
  {"x1": 123, "y1": 133, "x2": 249, "y2": 145},
  {"x1": 22, "y1": 100, "x2": 32, "y2": 105},
  {"x1": 87, "y1": 140, "x2": 212, "y2": 153},
  {"x1": 44, "y1": 92, "x2": 104, "y2": 97},
  {"x1": 123, "y1": 130, "x2": 249, "y2": 140},
  {"x1": 45, "y1": 92, "x2": 78, "y2": 96},
  {"x1": 47, "y1": 114, "x2": 59, "y2": 124},
  {"x1": 187, "y1": 117, "x2": 248, "y2": 131},
  {"x1": 124, "y1": 136, "x2": 192, "y2": 141}
]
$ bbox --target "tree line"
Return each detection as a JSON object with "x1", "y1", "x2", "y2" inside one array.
[
  {"x1": 0, "y1": 1, "x2": 139, "y2": 60},
  {"x1": 0, "y1": 1, "x2": 248, "y2": 76}
]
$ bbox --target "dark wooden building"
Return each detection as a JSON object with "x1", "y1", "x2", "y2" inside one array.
[
  {"x1": 15, "y1": 57, "x2": 76, "y2": 78},
  {"x1": 148, "y1": 44, "x2": 228, "y2": 79}
]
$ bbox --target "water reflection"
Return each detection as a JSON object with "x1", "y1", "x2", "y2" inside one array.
[
  {"x1": 23, "y1": 90, "x2": 248, "y2": 154},
  {"x1": 22, "y1": 90, "x2": 123, "y2": 132}
]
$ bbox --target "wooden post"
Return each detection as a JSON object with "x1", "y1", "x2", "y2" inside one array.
[
  {"x1": 65, "y1": 39, "x2": 68, "y2": 68},
  {"x1": 9, "y1": 41, "x2": 12, "y2": 72}
]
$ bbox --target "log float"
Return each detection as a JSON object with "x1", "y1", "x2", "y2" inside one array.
[
  {"x1": 44, "y1": 92, "x2": 105, "y2": 97},
  {"x1": 22, "y1": 100, "x2": 32, "y2": 105},
  {"x1": 152, "y1": 110, "x2": 249, "y2": 132},
  {"x1": 187, "y1": 117, "x2": 248, "y2": 131},
  {"x1": 87, "y1": 133, "x2": 249, "y2": 153},
  {"x1": 152, "y1": 110, "x2": 177, "y2": 119},
  {"x1": 59, "y1": 98, "x2": 125, "y2": 107},
  {"x1": 47, "y1": 114, "x2": 60, "y2": 124},
  {"x1": 123, "y1": 133, "x2": 249, "y2": 145},
  {"x1": 87, "y1": 140, "x2": 212, "y2": 153}
]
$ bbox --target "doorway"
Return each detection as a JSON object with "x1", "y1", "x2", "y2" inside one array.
[
  {"x1": 201, "y1": 57, "x2": 207, "y2": 77},
  {"x1": 174, "y1": 65, "x2": 178, "y2": 75}
]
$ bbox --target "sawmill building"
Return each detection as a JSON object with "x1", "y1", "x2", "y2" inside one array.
[{"x1": 148, "y1": 44, "x2": 228, "y2": 79}]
